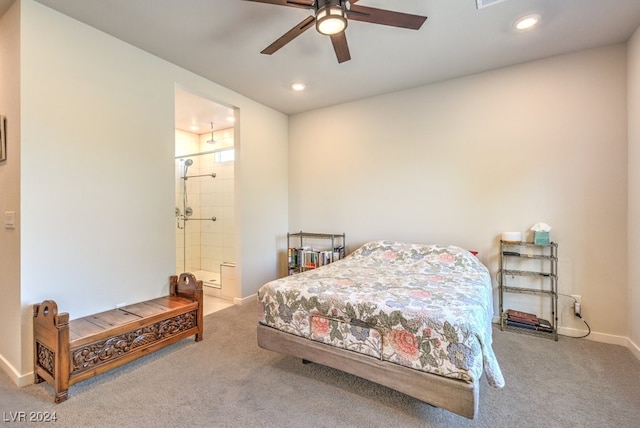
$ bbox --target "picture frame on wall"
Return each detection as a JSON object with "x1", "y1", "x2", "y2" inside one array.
[{"x1": 0, "y1": 115, "x2": 6, "y2": 162}]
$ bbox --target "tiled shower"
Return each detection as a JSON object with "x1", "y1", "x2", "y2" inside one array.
[{"x1": 175, "y1": 128, "x2": 235, "y2": 297}]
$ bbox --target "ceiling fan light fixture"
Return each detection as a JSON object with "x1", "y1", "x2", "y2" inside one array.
[{"x1": 316, "y1": 1, "x2": 347, "y2": 36}]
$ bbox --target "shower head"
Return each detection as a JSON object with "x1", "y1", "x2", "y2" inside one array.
[
  {"x1": 206, "y1": 121, "x2": 216, "y2": 145},
  {"x1": 183, "y1": 158, "x2": 194, "y2": 176}
]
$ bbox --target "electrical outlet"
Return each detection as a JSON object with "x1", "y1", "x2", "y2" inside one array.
[{"x1": 571, "y1": 295, "x2": 581, "y2": 317}]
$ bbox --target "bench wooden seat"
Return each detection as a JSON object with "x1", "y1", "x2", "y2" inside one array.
[{"x1": 33, "y1": 273, "x2": 203, "y2": 403}]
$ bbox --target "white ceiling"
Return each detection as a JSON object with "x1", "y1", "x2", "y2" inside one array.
[
  {"x1": 4, "y1": 0, "x2": 640, "y2": 131},
  {"x1": 174, "y1": 87, "x2": 236, "y2": 133}
]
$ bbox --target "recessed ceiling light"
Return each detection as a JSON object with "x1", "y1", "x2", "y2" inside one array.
[
  {"x1": 226, "y1": 116, "x2": 235, "y2": 123},
  {"x1": 514, "y1": 13, "x2": 541, "y2": 31},
  {"x1": 189, "y1": 125, "x2": 199, "y2": 131},
  {"x1": 291, "y1": 82, "x2": 306, "y2": 91}
]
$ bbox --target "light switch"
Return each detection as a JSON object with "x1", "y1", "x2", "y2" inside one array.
[{"x1": 4, "y1": 211, "x2": 15, "y2": 229}]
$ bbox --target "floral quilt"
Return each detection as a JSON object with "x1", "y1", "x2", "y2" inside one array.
[{"x1": 258, "y1": 240, "x2": 505, "y2": 388}]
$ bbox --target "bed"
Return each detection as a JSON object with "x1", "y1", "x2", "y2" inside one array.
[{"x1": 257, "y1": 240, "x2": 505, "y2": 419}]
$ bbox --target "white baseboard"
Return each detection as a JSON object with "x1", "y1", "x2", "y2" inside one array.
[
  {"x1": 0, "y1": 353, "x2": 34, "y2": 387},
  {"x1": 557, "y1": 326, "x2": 629, "y2": 346},
  {"x1": 494, "y1": 320, "x2": 639, "y2": 359},
  {"x1": 234, "y1": 293, "x2": 256, "y2": 306}
]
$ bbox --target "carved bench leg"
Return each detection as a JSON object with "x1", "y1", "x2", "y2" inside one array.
[
  {"x1": 33, "y1": 301, "x2": 70, "y2": 404},
  {"x1": 54, "y1": 390, "x2": 69, "y2": 404},
  {"x1": 54, "y1": 363, "x2": 70, "y2": 404},
  {"x1": 172, "y1": 273, "x2": 204, "y2": 342}
]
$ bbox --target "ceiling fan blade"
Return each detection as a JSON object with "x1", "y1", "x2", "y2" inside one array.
[
  {"x1": 242, "y1": 0, "x2": 313, "y2": 10},
  {"x1": 261, "y1": 15, "x2": 316, "y2": 55},
  {"x1": 330, "y1": 32, "x2": 351, "y2": 63},
  {"x1": 347, "y1": 5, "x2": 427, "y2": 30}
]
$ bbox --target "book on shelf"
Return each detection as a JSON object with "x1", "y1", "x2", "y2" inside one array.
[
  {"x1": 318, "y1": 250, "x2": 333, "y2": 266},
  {"x1": 505, "y1": 309, "x2": 554, "y2": 333},
  {"x1": 288, "y1": 246, "x2": 309, "y2": 269},
  {"x1": 505, "y1": 319, "x2": 538, "y2": 330},
  {"x1": 536, "y1": 318, "x2": 553, "y2": 332},
  {"x1": 288, "y1": 245, "x2": 346, "y2": 272},
  {"x1": 506, "y1": 319, "x2": 553, "y2": 333},
  {"x1": 333, "y1": 245, "x2": 345, "y2": 261},
  {"x1": 506, "y1": 309, "x2": 539, "y2": 325},
  {"x1": 507, "y1": 315, "x2": 538, "y2": 326},
  {"x1": 302, "y1": 250, "x2": 319, "y2": 269},
  {"x1": 506, "y1": 309, "x2": 538, "y2": 322}
]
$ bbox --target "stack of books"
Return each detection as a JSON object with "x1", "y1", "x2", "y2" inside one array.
[{"x1": 505, "y1": 309, "x2": 553, "y2": 333}]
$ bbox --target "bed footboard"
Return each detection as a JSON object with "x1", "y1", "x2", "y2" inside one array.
[{"x1": 257, "y1": 323, "x2": 479, "y2": 419}]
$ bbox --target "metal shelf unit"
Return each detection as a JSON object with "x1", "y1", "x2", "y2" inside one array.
[
  {"x1": 499, "y1": 240, "x2": 558, "y2": 341},
  {"x1": 287, "y1": 231, "x2": 346, "y2": 275}
]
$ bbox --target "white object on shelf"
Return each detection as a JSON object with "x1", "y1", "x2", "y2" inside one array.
[
  {"x1": 530, "y1": 223, "x2": 552, "y2": 232},
  {"x1": 501, "y1": 231, "x2": 521, "y2": 243}
]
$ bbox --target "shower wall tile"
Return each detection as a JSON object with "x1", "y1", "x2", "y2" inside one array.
[
  {"x1": 200, "y1": 193, "x2": 216, "y2": 208},
  {"x1": 176, "y1": 128, "x2": 234, "y2": 277},
  {"x1": 223, "y1": 191, "x2": 234, "y2": 207}
]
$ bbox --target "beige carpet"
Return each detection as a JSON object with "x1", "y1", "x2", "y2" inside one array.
[{"x1": 1, "y1": 303, "x2": 639, "y2": 427}]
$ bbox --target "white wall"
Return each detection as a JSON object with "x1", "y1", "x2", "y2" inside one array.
[
  {"x1": 235, "y1": 102, "x2": 289, "y2": 299},
  {"x1": 0, "y1": 0, "x2": 22, "y2": 381},
  {"x1": 628, "y1": 26, "x2": 640, "y2": 357},
  {"x1": 1, "y1": 0, "x2": 288, "y2": 384},
  {"x1": 289, "y1": 45, "x2": 629, "y2": 339},
  {"x1": 21, "y1": 0, "x2": 177, "y2": 318}
]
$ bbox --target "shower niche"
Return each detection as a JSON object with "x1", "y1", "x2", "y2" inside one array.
[{"x1": 175, "y1": 127, "x2": 235, "y2": 299}]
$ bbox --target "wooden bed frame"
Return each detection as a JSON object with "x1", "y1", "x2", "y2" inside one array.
[
  {"x1": 257, "y1": 323, "x2": 479, "y2": 419},
  {"x1": 33, "y1": 273, "x2": 203, "y2": 403}
]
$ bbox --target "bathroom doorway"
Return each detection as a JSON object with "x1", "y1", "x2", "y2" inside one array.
[{"x1": 174, "y1": 86, "x2": 236, "y2": 310}]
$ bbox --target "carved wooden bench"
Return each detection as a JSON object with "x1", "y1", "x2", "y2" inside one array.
[{"x1": 33, "y1": 273, "x2": 203, "y2": 403}]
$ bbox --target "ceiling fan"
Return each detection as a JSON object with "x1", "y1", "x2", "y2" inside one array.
[{"x1": 243, "y1": 0, "x2": 428, "y2": 63}]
